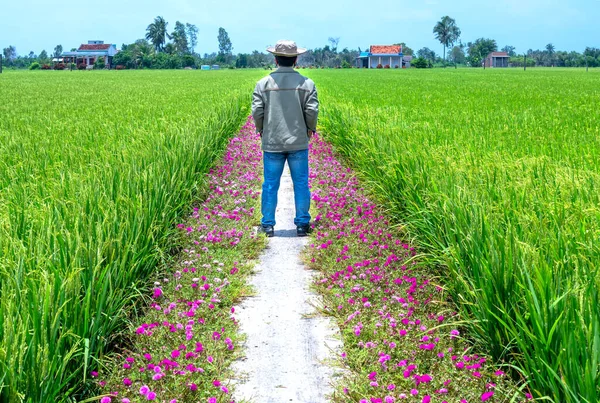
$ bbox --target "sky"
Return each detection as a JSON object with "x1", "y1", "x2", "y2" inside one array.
[{"x1": 1, "y1": 0, "x2": 598, "y2": 57}]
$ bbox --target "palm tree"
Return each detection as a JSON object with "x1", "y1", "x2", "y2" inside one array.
[
  {"x1": 146, "y1": 16, "x2": 170, "y2": 52},
  {"x1": 545, "y1": 43, "x2": 555, "y2": 66},
  {"x1": 433, "y1": 16, "x2": 461, "y2": 66},
  {"x1": 132, "y1": 39, "x2": 154, "y2": 68}
]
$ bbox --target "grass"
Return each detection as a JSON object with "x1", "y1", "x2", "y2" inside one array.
[
  {"x1": 0, "y1": 69, "x2": 265, "y2": 402},
  {"x1": 301, "y1": 67, "x2": 600, "y2": 402},
  {"x1": 94, "y1": 119, "x2": 266, "y2": 403}
]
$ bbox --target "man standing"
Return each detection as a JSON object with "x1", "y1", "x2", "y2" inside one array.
[{"x1": 252, "y1": 40, "x2": 319, "y2": 237}]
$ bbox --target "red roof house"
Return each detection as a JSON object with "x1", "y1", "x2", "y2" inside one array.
[
  {"x1": 357, "y1": 44, "x2": 412, "y2": 68},
  {"x1": 61, "y1": 41, "x2": 118, "y2": 68}
]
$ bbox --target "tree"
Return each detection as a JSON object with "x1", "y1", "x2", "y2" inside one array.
[
  {"x1": 3, "y1": 46, "x2": 16, "y2": 62},
  {"x1": 433, "y1": 16, "x2": 461, "y2": 65},
  {"x1": 171, "y1": 21, "x2": 189, "y2": 55},
  {"x1": 467, "y1": 38, "x2": 497, "y2": 67},
  {"x1": 417, "y1": 47, "x2": 436, "y2": 62},
  {"x1": 501, "y1": 45, "x2": 516, "y2": 57},
  {"x1": 328, "y1": 37, "x2": 340, "y2": 53},
  {"x1": 146, "y1": 16, "x2": 170, "y2": 52},
  {"x1": 412, "y1": 57, "x2": 430, "y2": 68},
  {"x1": 38, "y1": 50, "x2": 49, "y2": 64},
  {"x1": 217, "y1": 27, "x2": 233, "y2": 63},
  {"x1": 449, "y1": 45, "x2": 466, "y2": 65},
  {"x1": 186, "y1": 23, "x2": 199, "y2": 54},
  {"x1": 545, "y1": 43, "x2": 555, "y2": 66},
  {"x1": 235, "y1": 53, "x2": 248, "y2": 68},
  {"x1": 53, "y1": 45, "x2": 63, "y2": 58},
  {"x1": 394, "y1": 43, "x2": 414, "y2": 56}
]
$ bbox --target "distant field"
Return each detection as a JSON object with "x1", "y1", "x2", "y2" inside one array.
[
  {"x1": 303, "y1": 67, "x2": 600, "y2": 402},
  {"x1": 0, "y1": 69, "x2": 265, "y2": 402}
]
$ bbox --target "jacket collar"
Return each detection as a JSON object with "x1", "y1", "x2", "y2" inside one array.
[{"x1": 272, "y1": 66, "x2": 298, "y2": 74}]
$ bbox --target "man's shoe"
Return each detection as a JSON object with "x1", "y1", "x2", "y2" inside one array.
[
  {"x1": 296, "y1": 225, "x2": 312, "y2": 237},
  {"x1": 259, "y1": 225, "x2": 274, "y2": 237}
]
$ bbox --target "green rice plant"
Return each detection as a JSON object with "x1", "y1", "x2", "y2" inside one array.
[
  {"x1": 303, "y1": 68, "x2": 600, "y2": 402},
  {"x1": 0, "y1": 69, "x2": 265, "y2": 402}
]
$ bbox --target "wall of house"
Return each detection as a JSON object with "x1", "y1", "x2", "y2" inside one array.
[{"x1": 369, "y1": 56, "x2": 401, "y2": 68}]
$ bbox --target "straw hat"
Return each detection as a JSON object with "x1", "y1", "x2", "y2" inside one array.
[{"x1": 266, "y1": 40, "x2": 307, "y2": 56}]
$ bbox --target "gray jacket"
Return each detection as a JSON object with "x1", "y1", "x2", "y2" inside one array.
[{"x1": 251, "y1": 67, "x2": 319, "y2": 152}]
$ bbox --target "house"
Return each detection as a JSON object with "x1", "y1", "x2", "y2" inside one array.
[
  {"x1": 485, "y1": 52, "x2": 510, "y2": 68},
  {"x1": 356, "y1": 45, "x2": 412, "y2": 68},
  {"x1": 61, "y1": 41, "x2": 118, "y2": 68}
]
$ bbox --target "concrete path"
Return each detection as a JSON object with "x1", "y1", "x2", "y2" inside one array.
[{"x1": 232, "y1": 164, "x2": 341, "y2": 403}]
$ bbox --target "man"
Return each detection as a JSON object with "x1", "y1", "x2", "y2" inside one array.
[{"x1": 251, "y1": 40, "x2": 319, "y2": 238}]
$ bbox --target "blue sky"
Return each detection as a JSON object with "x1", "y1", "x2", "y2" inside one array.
[{"x1": 1, "y1": 0, "x2": 598, "y2": 57}]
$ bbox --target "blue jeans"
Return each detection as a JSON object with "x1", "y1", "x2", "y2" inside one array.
[{"x1": 261, "y1": 149, "x2": 311, "y2": 227}]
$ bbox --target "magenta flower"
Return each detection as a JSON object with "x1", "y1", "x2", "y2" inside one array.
[
  {"x1": 481, "y1": 391, "x2": 494, "y2": 401},
  {"x1": 139, "y1": 385, "x2": 149, "y2": 396},
  {"x1": 123, "y1": 378, "x2": 132, "y2": 386},
  {"x1": 171, "y1": 349, "x2": 180, "y2": 358},
  {"x1": 100, "y1": 397, "x2": 112, "y2": 403},
  {"x1": 208, "y1": 398, "x2": 217, "y2": 403},
  {"x1": 146, "y1": 391, "x2": 156, "y2": 400},
  {"x1": 189, "y1": 383, "x2": 198, "y2": 391}
]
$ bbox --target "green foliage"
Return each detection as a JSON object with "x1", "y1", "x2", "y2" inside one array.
[
  {"x1": 53, "y1": 44, "x2": 63, "y2": 58},
  {"x1": 433, "y1": 16, "x2": 461, "y2": 62},
  {"x1": 171, "y1": 21, "x2": 189, "y2": 55},
  {"x1": 146, "y1": 16, "x2": 170, "y2": 52},
  {"x1": 185, "y1": 23, "x2": 198, "y2": 54},
  {"x1": 417, "y1": 47, "x2": 436, "y2": 62},
  {"x1": 29, "y1": 62, "x2": 40, "y2": 70},
  {"x1": 303, "y1": 68, "x2": 600, "y2": 403},
  {"x1": 0, "y1": 70, "x2": 267, "y2": 402},
  {"x1": 467, "y1": 38, "x2": 498, "y2": 66},
  {"x1": 217, "y1": 27, "x2": 233, "y2": 64},
  {"x1": 412, "y1": 57, "x2": 430, "y2": 68},
  {"x1": 94, "y1": 56, "x2": 105, "y2": 69}
]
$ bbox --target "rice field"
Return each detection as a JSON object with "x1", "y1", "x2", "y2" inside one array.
[
  {"x1": 2, "y1": 67, "x2": 598, "y2": 403},
  {"x1": 302, "y1": 68, "x2": 600, "y2": 402},
  {"x1": 0, "y1": 69, "x2": 265, "y2": 402}
]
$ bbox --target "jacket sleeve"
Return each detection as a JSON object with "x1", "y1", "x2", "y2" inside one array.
[
  {"x1": 304, "y1": 85, "x2": 319, "y2": 132},
  {"x1": 251, "y1": 82, "x2": 264, "y2": 134}
]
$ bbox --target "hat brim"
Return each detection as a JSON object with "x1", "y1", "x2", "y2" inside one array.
[{"x1": 266, "y1": 46, "x2": 307, "y2": 56}]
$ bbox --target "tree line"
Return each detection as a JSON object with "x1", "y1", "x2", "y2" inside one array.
[{"x1": 2, "y1": 15, "x2": 599, "y2": 69}]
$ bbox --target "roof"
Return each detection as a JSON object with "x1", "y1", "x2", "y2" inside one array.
[
  {"x1": 370, "y1": 45, "x2": 401, "y2": 55},
  {"x1": 62, "y1": 51, "x2": 110, "y2": 57},
  {"x1": 488, "y1": 52, "x2": 509, "y2": 58},
  {"x1": 78, "y1": 44, "x2": 112, "y2": 51}
]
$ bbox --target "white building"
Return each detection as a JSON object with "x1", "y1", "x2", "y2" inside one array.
[
  {"x1": 356, "y1": 45, "x2": 412, "y2": 68},
  {"x1": 61, "y1": 41, "x2": 118, "y2": 68}
]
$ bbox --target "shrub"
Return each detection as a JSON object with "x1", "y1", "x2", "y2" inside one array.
[
  {"x1": 412, "y1": 57, "x2": 429, "y2": 69},
  {"x1": 115, "y1": 65, "x2": 126, "y2": 70},
  {"x1": 384, "y1": 64, "x2": 390, "y2": 69},
  {"x1": 54, "y1": 63, "x2": 66, "y2": 70},
  {"x1": 77, "y1": 63, "x2": 86, "y2": 70},
  {"x1": 394, "y1": 65, "x2": 399, "y2": 69},
  {"x1": 376, "y1": 63, "x2": 383, "y2": 69},
  {"x1": 29, "y1": 62, "x2": 40, "y2": 70},
  {"x1": 95, "y1": 57, "x2": 106, "y2": 69},
  {"x1": 41, "y1": 64, "x2": 52, "y2": 70}
]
